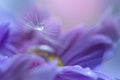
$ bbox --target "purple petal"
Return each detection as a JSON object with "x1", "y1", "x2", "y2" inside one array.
[
  {"x1": 56, "y1": 66, "x2": 96, "y2": 80},
  {"x1": 57, "y1": 24, "x2": 115, "y2": 68},
  {"x1": 92, "y1": 8, "x2": 120, "y2": 42},
  {"x1": 0, "y1": 44, "x2": 18, "y2": 56},
  {"x1": 0, "y1": 24, "x2": 9, "y2": 46},
  {"x1": 0, "y1": 24, "x2": 18, "y2": 56},
  {"x1": 55, "y1": 65, "x2": 116, "y2": 80},
  {"x1": 0, "y1": 54, "x2": 46, "y2": 80},
  {"x1": 92, "y1": 16, "x2": 120, "y2": 42}
]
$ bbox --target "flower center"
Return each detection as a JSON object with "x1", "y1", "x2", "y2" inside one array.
[{"x1": 28, "y1": 45, "x2": 63, "y2": 66}]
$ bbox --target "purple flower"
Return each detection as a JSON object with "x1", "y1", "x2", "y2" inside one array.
[
  {"x1": 29, "y1": 13, "x2": 120, "y2": 69},
  {"x1": 0, "y1": 7, "x2": 119, "y2": 69},
  {"x1": 0, "y1": 5, "x2": 119, "y2": 80}
]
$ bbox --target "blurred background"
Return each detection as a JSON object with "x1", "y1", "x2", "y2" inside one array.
[{"x1": 0, "y1": 0, "x2": 120, "y2": 78}]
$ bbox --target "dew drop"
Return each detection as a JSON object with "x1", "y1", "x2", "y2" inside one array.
[{"x1": 35, "y1": 25, "x2": 44, "y2": 31}]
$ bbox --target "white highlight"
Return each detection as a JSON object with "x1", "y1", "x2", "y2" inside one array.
[
  {"x1": 38, "y1": 45, "x2": 54, "y2": 53},
  {"x1": 34, "y1": 25, "x2": 44, "y2": 31}
]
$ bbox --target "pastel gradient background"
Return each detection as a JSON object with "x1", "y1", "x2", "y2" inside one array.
[
  {"x1": 0, "y1": 0, "x2": 120, "y2": 78},
  {"x1": 47, "y1": 0, "x2": 107, "y2": 30}
]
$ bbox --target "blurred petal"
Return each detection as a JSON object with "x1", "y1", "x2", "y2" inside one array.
[
  {"x1": 93, "y1": 7, "x2": 120, "y2": 42},
  {"x1": 24, "y1": 60, "x2": 58, "y2": 80},
  {"x1": 0, "y1": 23, "x2": 18, "y2": 56},
  {"x1": 92, "y1": 16, "x2": 120, "y2": 42},
  {"x1": 55, "y1": 65, "x2": 116, "y2": 80},
  {"x1": 55, "y1": 9, "x2": 120, "y2": 68},
  {"x1": 0, "y1": 24, "x2": 9, "y2": 46},
  {"x1": 57, "y1": 22, "x2": 116, "y2": 68},
  {"x1": 0, "y1": 54, "x2": 45, "y2": 80}
]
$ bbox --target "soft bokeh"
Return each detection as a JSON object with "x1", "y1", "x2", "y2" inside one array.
[
  {"x1": 0, "y1": 0, "x2": 120, "y2": 78},
  {"x1": 100, "y1": 42, "x2": 120, "y2": 78},
  {"x1": 47, "y1": 0, "x2": 107, "y2": 30}
]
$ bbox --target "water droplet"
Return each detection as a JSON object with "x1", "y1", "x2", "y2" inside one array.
[{"x1": 35, "y1": 25, "x2": 44, "y2": 31}]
